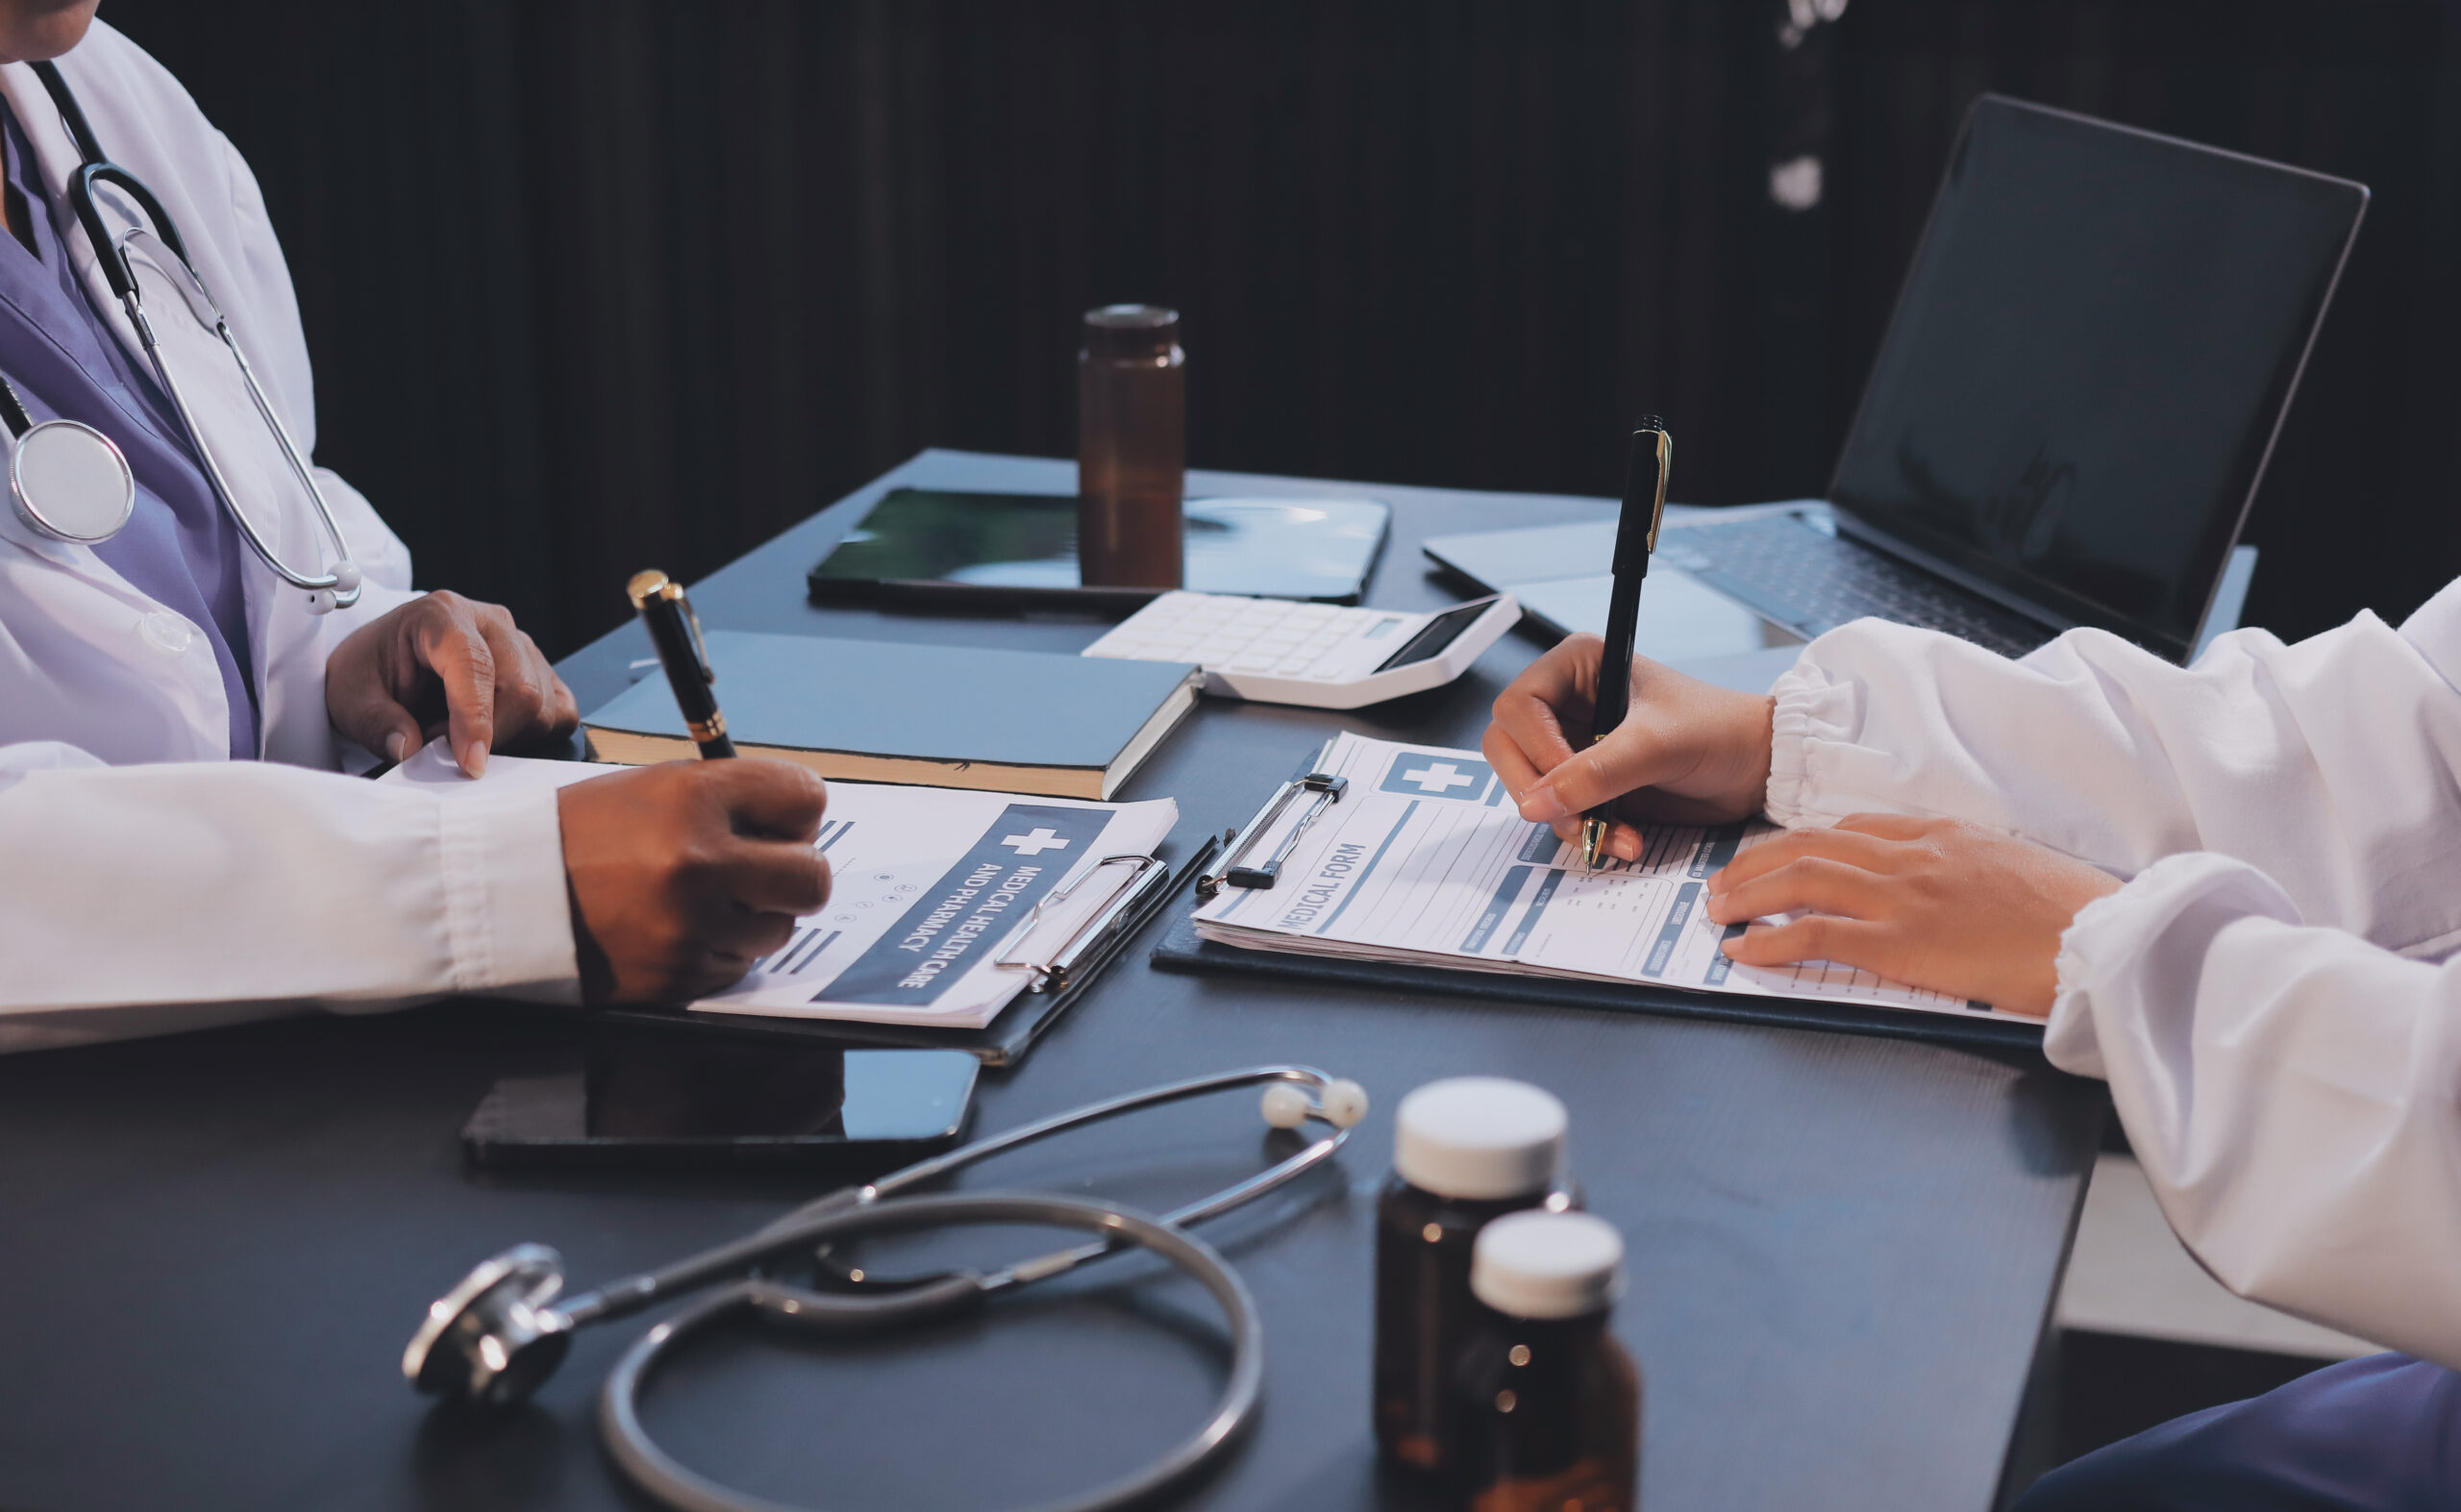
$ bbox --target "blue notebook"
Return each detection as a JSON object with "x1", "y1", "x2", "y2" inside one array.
[{"x1": 584, "y1": 631, "x2": 1202, "y2": 799}]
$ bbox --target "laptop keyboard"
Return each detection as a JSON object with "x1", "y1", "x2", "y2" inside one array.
[{"x1": 1661, "y1": 513, "x2": 2051, "y2": 657}]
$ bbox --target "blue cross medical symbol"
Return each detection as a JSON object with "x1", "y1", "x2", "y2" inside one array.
[
  {"x1": 1000, "y1": 827, "x2": 1072, "y2": 856},
  {"x1": 1380, "y1": 755, "x2": 1496, "y2": 800}
]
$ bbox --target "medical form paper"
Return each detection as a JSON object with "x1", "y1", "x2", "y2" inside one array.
[
  {"x1": 386, "y1": 742, "x2": 1177, "y2": 1028},
  {"x1": 1193, "y1": 732, "x2": 2025, "y2": 1025}
]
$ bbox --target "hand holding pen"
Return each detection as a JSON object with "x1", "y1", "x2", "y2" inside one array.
[{"x1": 1480, "y1": 416, "x2": 1783, "y2": 858}]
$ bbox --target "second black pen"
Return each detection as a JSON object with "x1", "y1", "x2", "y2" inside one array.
[{"x1": 1579, "y1": 418, "x2": 1671, "y2": 868}]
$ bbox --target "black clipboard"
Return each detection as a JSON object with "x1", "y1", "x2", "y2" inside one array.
[
  {"x1": 596, "y1": 833, "x2": 1219, "y2": 1068},
  {"x1": 1150, "y1": 766, "x2": 2046, "y2": 1057}
]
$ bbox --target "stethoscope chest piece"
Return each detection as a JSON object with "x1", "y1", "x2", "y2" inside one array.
[
  {"x1": 403, "y1": 1242, "x2": 574, "y2": 1408},
  {"x1": 8, "y1": 417, "x2": 132, "y2": 545}
]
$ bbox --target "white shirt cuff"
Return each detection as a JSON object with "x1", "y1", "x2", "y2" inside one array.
[
  {"x1": 1764, "y1": 654, "x2": 1853, "y2": 828},
  {"x1": 435, "y1": 784, "x2": 580, "y2": 1003}
]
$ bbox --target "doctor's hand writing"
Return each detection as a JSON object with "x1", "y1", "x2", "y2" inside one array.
[
  {"x1": 327, "y1": 591, "x2": 581, "y2": 775},
  {"x1": 557, "y1": 760, "x2": 833, "y2": 1004},
  {"x1": 1705, "y1": 815, "x2": 2119, "y2": 1017},
  {"x1": 1484, "y1": 634, "x2": 1776, "y2": 862}
]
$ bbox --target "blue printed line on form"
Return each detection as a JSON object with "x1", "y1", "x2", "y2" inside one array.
[
  {"x1": 1689, "y1": 823, "x2": 1746, "y2": 880},
  {"x1": 1501, "y1": 868, "x2": 1565, "y2": 954},
  {"x1": 1317, "y1": 800, "x2": 1421, "y2": 935},
  {"x1": 1459, "y1": 865, "x2": 1531, "y2": 954},
  {"x1": 1703, "y1": 921, "x2": 1746, "y2": 986},
  {"x1": 1643, "y1": 881, "x2": 1702, "y2": 978},
  {"x1": 786, "y1": 930, "x2": 842, "y2": 975}
]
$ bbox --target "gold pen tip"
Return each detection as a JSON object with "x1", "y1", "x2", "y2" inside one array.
[
  {"x1": 1579, "y1": 817, "x2": 1608, "y2": 869},
  {"x1": 626, "y1": 569, "x2": 671, "y2": 609}
]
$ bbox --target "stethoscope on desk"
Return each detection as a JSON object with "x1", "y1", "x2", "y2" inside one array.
[
  {"x1": 1, "y1": 62, "x2": 360, "y2": 612},
  {"x1": 407, "y1": 1064, "x2": 1371, "y2": 1512}
]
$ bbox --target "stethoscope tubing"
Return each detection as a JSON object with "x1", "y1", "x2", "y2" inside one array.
[
  {"x1": 560, "y1": 1064, "x2": 1352, "y2": 1331},
  {"x1": 409, "y1": 1064, "x2": 1363, "y2": 1512},
  {"x1": 597, "y1": 1192, "x2": 1264, "y2": 1512},
  {"x1": 25, "y1": 61, "x2": 360, "y2": 607}
]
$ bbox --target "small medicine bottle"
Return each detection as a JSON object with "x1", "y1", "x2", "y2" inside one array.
[
  {"x1": 1077, "y1": 304, "x2": 1185, "y2": 589},
  {"x1": 1375, "y1": 1077, "x2": 1570, "y2": 1475},
  {"x1": 1450, "y1": 1211, "x2": 1641, "y2": 1512}
]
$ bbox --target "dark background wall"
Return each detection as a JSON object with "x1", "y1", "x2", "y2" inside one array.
[{"x1": 96, "y1": 0, "x2": 2461, "y2": 660}]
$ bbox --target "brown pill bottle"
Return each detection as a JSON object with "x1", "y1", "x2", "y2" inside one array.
[
  {"x1": 1374, "y1": 1077, "x2": 1570, "y2": 1476},
  {"x1": 1077, "y1": 303, "x2": 1185, "y2": 588},
  {"x1": 1450, "y1": 1210, "x2": 1641, "y2": 1512}
]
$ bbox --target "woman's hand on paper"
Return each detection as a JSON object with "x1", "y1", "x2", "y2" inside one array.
[
  {"x1": 1704, "y1": 814, "x2": 2120, "y2": 1017},
  {"x1": 327, "y1": 590, "x2": 581, "y2": 776},
  {"x1": 558, "y1": 759, "x2": 833, "y2": 1004},
  {"x1": 1484, "y1": 634, "x2": 1777, "y2": 861}
]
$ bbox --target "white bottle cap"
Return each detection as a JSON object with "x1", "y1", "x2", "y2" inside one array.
[
  {"x1": 1471, "y1": 1210, "x2": 1626, "y2": 1320},
  {"x1": 1393, "y1": 1077, "x2": 1567, "y2": 1201}
]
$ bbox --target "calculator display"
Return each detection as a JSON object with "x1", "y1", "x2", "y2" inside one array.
[{"x1": 1375, "y1": 601, "x2": 1495, "y2": 671}]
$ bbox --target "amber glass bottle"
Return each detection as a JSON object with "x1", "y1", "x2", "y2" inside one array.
[
  {"x1": 1374, "y1": 1078, "x2": 1569, "y2": 1476},
  {"x1": 1077, "y1": 304, "x2": 1185, "y2": 587},
  {"x1": 1450, "y1": 1211, "x2": 1641, "y2": 1512}
]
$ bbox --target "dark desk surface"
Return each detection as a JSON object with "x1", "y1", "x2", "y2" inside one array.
[{"x1": 0, "y1": 452, "x2": 2101, "y2": 1512}]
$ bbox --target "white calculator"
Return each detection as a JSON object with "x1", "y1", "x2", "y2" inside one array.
[{"x1": 1081, "y1": 591, "x2": 1522, "y2": 708}]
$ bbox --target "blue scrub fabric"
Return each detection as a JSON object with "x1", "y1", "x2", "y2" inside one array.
[
  {"x1": 2017, "y1": 1353, "x2": 2461, "y2": 1512},
  {"x1": 0, "y1": 97, "x2": 258, "y2": 757}
]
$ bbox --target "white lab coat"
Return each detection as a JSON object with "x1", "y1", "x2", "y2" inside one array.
[
  {"x1": 1768, "y1": 582, "x2": 2461, "y2": 1369},
  {"x1": 0, "y1": 25, "x2": 576, "y2": 1050}
]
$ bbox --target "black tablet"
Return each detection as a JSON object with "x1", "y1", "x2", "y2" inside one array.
[{"x1": 808, "y1": 487, "x2": 1391, "y2": 609}]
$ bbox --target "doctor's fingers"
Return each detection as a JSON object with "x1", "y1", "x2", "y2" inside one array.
[
  {"x1": 708, "y1": 840, "x2": 833, "y2": 920},
  {"x1": 1487, "y1": 636, "x2": 1602, "y2": 782},
  {"x1": 695, "y1": 758, "x2": 830, "y2": 842},
  {"x1": 1707, "y1": 826, "x2": 1920, "y2": 899},
  {"x1": 1718, "y1": 914, "x2": 1895, "y2": 974},
  {"x1": 1513, "y1": 710, "x2": 1733, "y2": 827},
  {"x1": 1703, "y1": 855, "x2": 1900, "y2": 929},
  {"x1": 400, "y1": 592, "x2": 500, "y2": 776},
  {"x1": 470, "y1": 606, "x2": 579, "y2": 749},
  {"x1": 1479, "y1": 728, "x2": 1648, "y2": 863}
]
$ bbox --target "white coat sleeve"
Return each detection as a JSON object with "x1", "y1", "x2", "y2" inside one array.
[
  {"x1": 1764, "y1": 581, "x2": 2461, "y2": 954},
  {"x1": 1763, "y1": 585, "x2": 2461, "y2": 1360},
  {"x1": 0, "y1": 742, "x2": 579, "y2": 1052},
  {"x1": 2049, "y1": 855, "x2": 2461, "y2": 1367}
]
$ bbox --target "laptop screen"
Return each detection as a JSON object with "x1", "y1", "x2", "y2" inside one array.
[{"x1": 1828, "y1": 96, "x2": 2365, "y2": 658}]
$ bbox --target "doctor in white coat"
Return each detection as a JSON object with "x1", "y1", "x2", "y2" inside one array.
[
  {"x1": 1487, "y1": 579, "x2": 2461, "y2": 1504},
  {"x1": 0, "y1": 4, "x2": 832, "y2": 1050}
]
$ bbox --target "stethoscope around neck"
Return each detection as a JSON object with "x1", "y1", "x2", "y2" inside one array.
[{"x1": 3, "y1": 62, "x2": 360, "y2": 613}]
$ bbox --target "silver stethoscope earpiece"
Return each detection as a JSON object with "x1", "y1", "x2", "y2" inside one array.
[
  {"x1": 406, "y1": 1065, "x2": 1370, "y2": 1512},
  {"x1": 18, "y1": 62, "x2": 361, "y2": 614}
]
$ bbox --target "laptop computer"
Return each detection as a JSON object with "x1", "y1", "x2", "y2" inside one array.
[{"x1": 1426, "y1": 95, "x2": 2368, "y2": 665}]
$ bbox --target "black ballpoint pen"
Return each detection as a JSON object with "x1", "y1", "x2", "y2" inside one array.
[
  {"x1": 627, "y1": 568, "x2": 735, "y2": 759},
  {"x1": 1580, "y1": 417, "x2": 1671, "y2": 869}
]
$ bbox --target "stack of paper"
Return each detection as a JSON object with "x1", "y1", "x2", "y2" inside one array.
[{"x1": 1194, "y1": 732, "x2": 2026, "y2": 1026}]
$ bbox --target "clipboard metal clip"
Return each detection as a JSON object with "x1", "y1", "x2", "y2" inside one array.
[
  {"x1": 1197, "y1": 772, "x2": 1348, "y2": 898},
  {"x1": 992, "y1": 854, "x2": 1166, "y2": 994}
]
